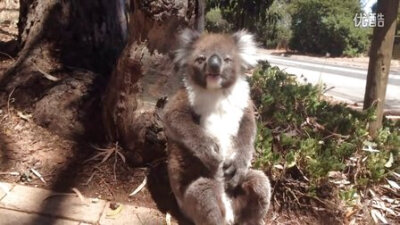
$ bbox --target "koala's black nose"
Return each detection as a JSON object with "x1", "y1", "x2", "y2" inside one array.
[{"x1": 208, "y1": 54, "x2": 221, "y2": 73}]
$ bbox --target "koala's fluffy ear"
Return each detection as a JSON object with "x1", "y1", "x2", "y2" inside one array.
[
  {"x1": 174, "y1": 29, "x2": 201, "y2": 66},
  {"x1": 232, "y1": 30, "x2": 259, "y2": 69}
]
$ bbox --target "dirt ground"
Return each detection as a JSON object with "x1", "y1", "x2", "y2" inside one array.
[
  {"x1": 0, "y1": 59, "x2": 332, "y2": 225},
  {"x1": 0, "y1": 75, "x2": 157, "y2": 206},
  {"x1": 0, "y1": 6, "x2": 328, "y2": 224},
  {"x1": 0, "y1": 0, "x2": 166, "y2": 220},
  {"x1": 0, "y1": 110, "x2": 337, "y2": 225},
  {"x1": 0, "y1": 9, "x2": 334, "y2": 225}
]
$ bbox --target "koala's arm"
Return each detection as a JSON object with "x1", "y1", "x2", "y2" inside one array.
[
  {"x1": 224, "y1": 102, "x2": 256, "y2": 189},
  {"x1": 164, "y1": 90, "x2": 222, "y2": 172}
]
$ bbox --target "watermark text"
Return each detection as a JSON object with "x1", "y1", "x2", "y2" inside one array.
[{"x1": 354, "y1": 13, "x2": 384, "y2": 27}]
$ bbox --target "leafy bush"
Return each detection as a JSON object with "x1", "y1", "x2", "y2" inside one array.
[
  {"x1": 251, "y1": 61, "x2": 400, "y2": 188},
  {"x1": 205, "y1": 8, "x2": 232, "y2": 33},
  {"x1": 206, "y1": 0, "x2": 276, "y2": 46},
  {"x1": 289, "y1": 0, "x2": 371, "y2": 56},
  {"x1": 258, "y1": 0, "x2": 292, "y2": 49}
]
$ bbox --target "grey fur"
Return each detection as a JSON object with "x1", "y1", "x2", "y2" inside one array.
[{"x1": 164, "y1": 30, "x2": 271, "y2": 225}]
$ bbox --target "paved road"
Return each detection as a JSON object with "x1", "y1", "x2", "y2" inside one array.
[
  {"x1": 0, "y1": 181, "x2": 169, "y2": 225},
  {"x1": 258, "y1": 54, "x2": 400, "y2": 111}
]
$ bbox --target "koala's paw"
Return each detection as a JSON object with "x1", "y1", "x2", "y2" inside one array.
[
  {"x1": 224, "y1": 160, "x2": 248, "y2": 191},
  {"x1": 195, "y1": 139, "x2": 222, "y2": 173}
]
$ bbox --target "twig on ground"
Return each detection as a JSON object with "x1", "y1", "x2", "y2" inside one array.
[
  {"x1": 83, "y1": 171, "x2": 97, "y2": 186},
  {"x1": 7, "y1": 87, "x2": 15, "y2": 116},
  {"x1": 129, "y1": 176, "x2": 147, "y2": 197},
  {"x1": 30, "y1": 168, "x2": 46, "y2": 184},
  {"x1": 85, "y1": 142, "x2": 126, "y2": 164},
  {"x1": 0, "y1": 171, "x2": 20, "y2": 176},
  {"x1": 272, "y1": 166, "x2": 287, "y2": 200},
  {"x1": 43, "y1": 188, "x2": 88, "y2": 206},
  {"x1": 99, "y1": 176, "x2": 115, "y2": 199},
  {"x1": 16, "y1": 111, "x2": 32, "y2": 121},
  {"x1": 0, "y1": 51, "x2": 15, "y2": 61},
  {"x1": 286, "y1": 187, "x2": 303, "y2": 207},
  {"x1": 31, "y1": 60, "x2": 60, "y2": 81},
  {"x1": 72, "y1": 187, "x2": 87, "y2": 204},
  {"x1": 113, "y1": 148, "x2": 118, "y2": 181},
  {"x1": 85, "y1": 142, "x2": 126, "y2": 184},
  {"x1": 166, "y1": 212, "x2": 172, "y2": 225},
  {"x1": 136, "y1": 214, "x2": 144, "y2": 225},
  {"x1": 353, "y1": 152, "x2": 362, "y2": 186}
]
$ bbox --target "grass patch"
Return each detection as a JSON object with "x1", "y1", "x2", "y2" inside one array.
[{"x1": 251, "y1": 61, "x2": 400, "y2": 210}]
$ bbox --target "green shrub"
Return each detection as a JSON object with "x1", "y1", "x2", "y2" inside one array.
[
  {"x1": 258, "y1": 0, "x2": 292, "y2": 49},
  {"x1": 289, "y1": 0, "x2": 371, "y2": 56},
  {"x1": 205, "y1": 8, "x2": 232, "y2": 33},
  {"x1": 251, "y1": 61, "x2": 400, "y2": 187}
]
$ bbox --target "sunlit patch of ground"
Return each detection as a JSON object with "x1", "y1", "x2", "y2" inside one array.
[{"x1": 0, "y1": 0, "x2": 18, "y2": 43}]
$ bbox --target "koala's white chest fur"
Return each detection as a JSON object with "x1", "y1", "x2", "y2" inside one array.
[
  {"x1": 185, "y1": 78, "x2": 250, "y2": 161},
  {"x1": 185, "y1": 77, "x2": 249, "y2": 225}
]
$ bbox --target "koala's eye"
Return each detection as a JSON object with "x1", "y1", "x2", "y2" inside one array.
[
  {"x1": 224, "y1": 57, "x2": 232, "y2": 63},
  {"x1": 195, "y1": 55, "x2": 206, "y2": 64}
]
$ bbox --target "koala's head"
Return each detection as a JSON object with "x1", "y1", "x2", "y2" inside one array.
[{"x1": 175, "y1": 30, "x2": 258, "y2": 90}]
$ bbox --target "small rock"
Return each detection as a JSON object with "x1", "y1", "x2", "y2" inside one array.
[{"x1": 110, "y1": 202, "x2": 120, "y2": 210}]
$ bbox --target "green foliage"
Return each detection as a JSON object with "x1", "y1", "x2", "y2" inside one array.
[
  {"x1": 216, "y1": 0, "x2": 274, "y2": 32},
  {"x1": 251, "y1": 61, "x2": 400, "y2": 187},
  {"x1": 206, "y1": 0, "x2": 371, "y2": 53},
  {"x1": 289, "y1": 0, "x2": 371, "y2": 56},
  {"x1": 339, "y1": 187, "x2": 359, "y2": 206},
  {"x1": 206, "y1": 0, "x2": 281, "y2": 46},
  {"x1": 259, "y1": 0, "x2": 292, "y2": 48},
  {"x1": 205, "y1": 8, "x2": 232, "y2": 33}
]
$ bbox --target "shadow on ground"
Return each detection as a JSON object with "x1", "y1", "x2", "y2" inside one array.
[
  {"x1": 0, "y1": 132, "x2": 13, "y2": 174},
  {"x1": 147, "y1": 161, "x2": 193, "y2": 225}
]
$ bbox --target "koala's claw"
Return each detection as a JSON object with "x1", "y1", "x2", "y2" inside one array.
[
  {"x1": 223, "y1": 161, "x2": 236, "y2": 178},
  {"x1": 194, "y1": 141, "x2": 222, "y2": 173},
  {"x1": 224, "y1": 160, "x2": 247, "y2": 191}
]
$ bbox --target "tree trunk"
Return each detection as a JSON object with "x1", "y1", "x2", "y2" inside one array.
[
  {"x1": 363, "y1": 0, "x2": 399, "y2": 137},
  {"x1": 3, "y1": 0, "x2": 128, "y2": 89},
  {"x1": 102, "y1": 0, "x2": 205, "y2": 165},
  {"x1": 0, "y1": 0, "x2": 204, "y2": 162},
  {"x1": 0, "y1": 0, "x2": 129, "y2": 138}
]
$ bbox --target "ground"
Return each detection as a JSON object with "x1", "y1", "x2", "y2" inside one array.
[
  {"x1": 0, "y1": 81, "x2": 328, "y2": 224},
  {"x1": 1, "y1": 2, "x2": 399, "y2": 225},
  {"x1": 0, "y1": 11, "x2": 330, "y2": 224}
]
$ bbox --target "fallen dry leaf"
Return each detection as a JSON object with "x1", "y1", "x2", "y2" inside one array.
[
  {"x1": 129, "y1": 176, "x2": 147, "y2": 197},
  {"x1": 387, "y1": 179, "x2": 400, "y2": 190},
  {"x1": 72, "y1": 187, "x2": 86, "y2": 204},
  {"x1": 30, "y1": 168, "x2": 46, "y2": 184},
  {"x1": 384, "y1": 153, "x2": 394, "y2": 168},
  {"x1": 371, "y1": 209, "x2": 388, "y2": 224},
  {"x1": 166, "y1": 212, "x2": 172, "y2": 225}
]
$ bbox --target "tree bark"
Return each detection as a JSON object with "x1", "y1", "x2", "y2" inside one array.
[
  {"x1": 0, "y1": 0, "x2": 205, "y2": 162},
  {"x1": 0, "y1": 0, "x2": 129, "y2": 138},
  {"x1": 2, "y1": 0, "x2": 128, "y2": 89},
  {"x1": 102, "y1": 0, "x2": 205, "y2": 165},
  {"x1": 363, "y1": 0, "x2": 399, "y2": 137}
]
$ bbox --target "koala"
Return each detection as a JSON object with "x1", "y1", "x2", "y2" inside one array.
[{"x1": 163, "y1": 29, "x2": 271, "y2": 225}]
